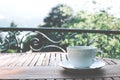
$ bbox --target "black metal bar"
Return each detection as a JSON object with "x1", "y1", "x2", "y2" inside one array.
[{"x1": 0, "y1": 27, "x2": 120, "y2": 34}]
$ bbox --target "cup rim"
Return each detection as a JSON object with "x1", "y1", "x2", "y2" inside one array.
[{"x1": 67, "y1": 46, "x2": 97, "y2": 50}]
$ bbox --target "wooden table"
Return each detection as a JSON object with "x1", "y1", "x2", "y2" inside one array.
[{"x1": 0, "y1": 52, "x2": 120, "y2": 80}]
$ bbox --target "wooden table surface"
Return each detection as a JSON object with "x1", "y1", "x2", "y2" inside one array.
[{"x1": 0, "y1": 52, "x2": 120, "y2": 80}]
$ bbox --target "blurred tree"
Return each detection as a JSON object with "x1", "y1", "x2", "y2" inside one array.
[
  {"x1": 63, "y1": 10, "x2": 120, "y2": 30},
  {"x1": 40, "y1": 4, "x2": 73, "y2": 27},
  {"x1": 10, "y1": 21, "x2": 17, "y2": 28}
]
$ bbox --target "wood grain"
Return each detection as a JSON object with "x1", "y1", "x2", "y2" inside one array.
[{"x1": 0, "y1": 52, "x2": 120, "y2": 80}]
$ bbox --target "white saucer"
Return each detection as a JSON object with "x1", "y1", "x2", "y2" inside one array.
[{"x1": 59, "y1": 59, "x2": 105, "y2": 70}]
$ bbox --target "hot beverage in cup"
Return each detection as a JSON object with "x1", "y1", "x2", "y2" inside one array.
[{"x1": 67, "y1": 46, "x2": 97, "y2": 68}]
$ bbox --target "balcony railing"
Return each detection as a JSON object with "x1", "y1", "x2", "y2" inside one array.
[{"x1": 0, "y1": 27, "x2": 120, "y2": 58}]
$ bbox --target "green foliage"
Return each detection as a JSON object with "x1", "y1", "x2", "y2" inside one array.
[
  {"x1": 61, "y1": 33, "x2": 120, "y2": 59},
  {"x1": 63, "y1": 10, "x2": 120, "y2": 30},
  {"x1": 61, "y1": 10, "x2": 120, "y2": 59},
  {"x1": 6, "y1": 49, "x2": 17, "y2": 53}
]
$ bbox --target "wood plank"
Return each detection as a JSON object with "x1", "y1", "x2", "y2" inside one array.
[
  {"x1": 0, "y1": 54, "x2": 21, "y2": 67},
  {"x1": 36, "y1": 53, "x2": 46, "y2": 66},
  {"x1": 42, "y1": 53, "x2": 51, "y2": 66},
  {"x1": 94, "y1": 78, "x2": 103, "y2": 80},
  {"x1": 0, "y1": 65, "x2": 120, "y2": 79},
  {"x1": 75, "y1": 79, "x2": 83, "y2": 80},
  {"x1": 22, "y1": 53, "x2": 36, "y2": 66},
  {"x1": 55, "y1": 53, "x2": 62, "y2": 66},
  {"x1": 46, "y1": 79, "x2": 55, "y2": 80},
  {"x1": 103, "y1": 58, "x2": 120, "y2": 65},
  {"x1": 56, "y1": 79, "x2": 65, "y2": 80},
  {"x1": 29, "y1": 53, "x2": 41, "y2": 66},
  {"x1": 0, "y1": 54, "x2": 14, "y2": 60},
  {"x1": 0, "y1": 54, "x2": 16, "y2": 67},
  {"x1": 103, "y1": 59, "x2": 113, "y2": 65},
  {"x1": 65, "y1": 79, "x2": 74, "y2": 80},
  {"x1": 84, "y1": 78, "x2": 94, "y2": 80},
  {"x1": 8, "y1": 54, "x2": 23, "y2": 67},
  {"x1": 10, "y1": 53, "x2": 29, "y2": 67},
  {"x1": 49, "y1": 53, "x2": 56, "y2": 66},
  {"x1": 15, "y1": 53, "x2": 32, "y2": 67},
  {"x1": 110, "y1": 59, "x2": 120, "y2": 64},
  {"x1": 0, "y1": 53, "x2": 120, "y2": 80}
]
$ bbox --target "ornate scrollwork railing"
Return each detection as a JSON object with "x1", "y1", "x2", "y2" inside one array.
[
  {"x1": 0, "y1": 38, "x2": 9, "y2": 52},
  {"x1": 0, "y1": 29, "x2": 66, "y2": 53},
  {"x1": 20, "y1": 31, "x2": 66, "y2": 52}
]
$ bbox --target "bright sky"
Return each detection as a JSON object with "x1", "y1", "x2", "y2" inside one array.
[{"x1": 0, "y1": 0, "x2": 120, "y2": 27}]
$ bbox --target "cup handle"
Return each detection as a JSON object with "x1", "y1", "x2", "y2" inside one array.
[{"x1": 97, "y1": 49, "x2": 104, "y2": 60}]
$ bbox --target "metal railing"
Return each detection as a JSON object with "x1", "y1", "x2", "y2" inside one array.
[{"x1": 0, "y1": 27, "x2": 120, "y2": 58}]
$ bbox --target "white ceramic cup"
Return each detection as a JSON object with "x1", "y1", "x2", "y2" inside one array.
[{"x1": 67, "y1": 46, "x2": 98, "y2": 68}]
